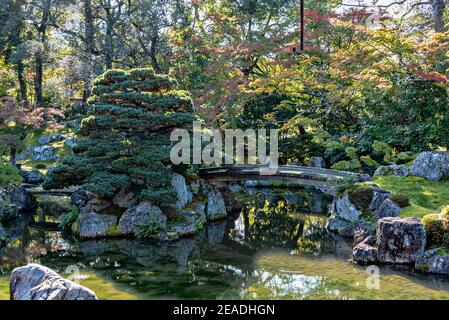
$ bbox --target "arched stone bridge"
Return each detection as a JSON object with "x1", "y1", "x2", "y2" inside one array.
[{"x1": 199, "y1": 165, "x2": 366, "y2": 190}]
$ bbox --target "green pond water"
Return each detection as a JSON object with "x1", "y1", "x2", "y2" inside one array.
[{"x1": 2, "y1": 187, "x2": 449, "y2": 300}]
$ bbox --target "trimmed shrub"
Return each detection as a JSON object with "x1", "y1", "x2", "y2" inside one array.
[
  {"x1": 349, "y1": 187, "x2": 374, "y2": 212},
  {"x1": 422, "y1": 213, "x2": 447, "y2": 248},
  {"x1": 59, "y1": 206, "x2": 79, "y2": 231},
  {"x1": 389, "y1": 193, "x2": 410, "y2": 208}
]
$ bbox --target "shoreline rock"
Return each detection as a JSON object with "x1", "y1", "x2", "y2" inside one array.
[{"x1": 10, "y1": 263, "x2": 97, "y2": 300}]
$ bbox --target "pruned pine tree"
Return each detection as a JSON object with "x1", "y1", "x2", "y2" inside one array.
[{"x1": 44, "y1": 68, "x2": 195, "y2": 211}]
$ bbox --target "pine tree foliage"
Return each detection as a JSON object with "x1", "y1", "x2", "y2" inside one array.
[{"x1": 44, "y1": 68, "x2": 195, "y2": 209}]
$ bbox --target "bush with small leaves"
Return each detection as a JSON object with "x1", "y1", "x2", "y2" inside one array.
[{"x1": 422, "y1": 213, "x2": 449, "y2": 249}]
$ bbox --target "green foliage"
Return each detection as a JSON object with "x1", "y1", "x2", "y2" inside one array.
[
  {"x1": 422, "y1": 213, "x2": 447, "y2": 248},
  {"x1": 345, "y1": 147, "x2": 357, "y2": 160},
  {"x1": 136, "y1": 221, "x2": 164, "y2": 239},
  {"x1": 389, "y1": 193, "x2": 410, "y2": 208},
  {"x1": 58, "y1": 206, "x2": 79, "y2": 231},
  {"x1": 45, "y1": 68, "x2": 194, "y2": 211},
  {"x1": 365, "y1": 80, "x2": 449, "y2": 152},
  {"x1": 0, "y1": 162, "x2": 22, "y2": 186},
  {"x1": 331, "y1": 159, "x2": 361, "y2": 172}
]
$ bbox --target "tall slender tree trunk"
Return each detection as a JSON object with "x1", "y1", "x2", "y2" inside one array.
[
  {"x1": 104, "y1": 6, "x2": 114, "y2": 70},
  {"x1": 83, "y1": 0, "x2": 95, "y2": 102},
  {"x1": 149, "y1": 35, "x2": 161, "y2": 73},
  {"x1": 10, "y1": 146, "x2": 17, "y2": 166},
  {"x1": 34, "y1": 0, "x2": 52, "y2": 107},
  {"x1": 17, "y1": 59, "x2": 27, "y2": 103},
  {"x1": 431, "y1": 0, "x2": 445, "y2": 32}
]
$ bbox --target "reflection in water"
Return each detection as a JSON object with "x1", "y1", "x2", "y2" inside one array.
[{"x1": 1, "y1": 187, "x2": 449, "y2": 300}]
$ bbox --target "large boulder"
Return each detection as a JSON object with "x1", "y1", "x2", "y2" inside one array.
[
  {"x1": 9, "y1": 184, "x2": 37, "y2": 212},
  {"x1": 168, "y1": 203, "x2": 206, "y2": 237},
  {"x1": 409, "y1": 151, "x2": 449, "y2": 181},
  {"x1": 118, "y1": 202, "x2": 166, "y2": 236},
  {"x1": 38, "y1": 133, "x2": 63, "y2": 145},
  {"x1": 308, "y1": 156, "x2": 326, "y2": 168},
  {"x1": 377, "y1": 217, "x2": 426, "y2": 264},
  {"x1": 206, "y1": 188, "x2": 227, "y2": 221},
  {"x1": 112, "y1": 187, "x2": 137, "y2": 209},
  {"x1": 375, "y1": 198, "x2": 402, "y2": 220},
  {"x1": 10, "y1": 263, "x2": 97, "y2": 300},
  {"x1": 415, "y1": 248, "x2": 449, "y2": 275},
  {"x1": 328, "y1": 193, "x2": 361, "y2": 223},
  {"x1": 72, "y1": 212, "x2": 117, "y2": 239},
  {"x1": 82, "y1": 197, "x2": 110, "y2": 213},
  {"x1": 71, "y1": 188, "x2": 88, "y2": 208},
  {"x1": 368, "y1": 187, "x2": 390, "y2": 211},
  {"x1": 374, "y1": 164, "x2": 409, "y2": 177},
  {"x1": 19, "y1": 171, "x2": 45, "y2": 184},
  {"x1": 64, "y1": 137, "x2": 77, "y2": 148},
  {"x1": 171, "y1": 173, "x2": 192, "y2": 210},
  {"x1": 27, "y1": 146, "x2": 58, "y2": 161},
  {"x1": 0, "y1": 187, "x2": 18, "y2": 220}
]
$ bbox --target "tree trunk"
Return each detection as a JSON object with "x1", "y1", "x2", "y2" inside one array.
[
  {"x1": 34, "y1": 0, "x2": 52, "y2": 107},
  {"x1": 10, "y1": 146, "x2": 17, "y2": 166},
  {"x1": 83, "y1": 0, "x2": 95, "y2": 102},
  {"x1": 431, "y1": 0, "x2": 445, "y2": 32},
  {"x1": 17, "y1": 59, "x2": 27, "y2": 103},
  {"x1": 104, "y1": 6, "x2": 114, "y2": 70},
  {"x1": 34, "y1": 54, "x2": 44, "y2": 106},
  {"x1": 149, "y1": 35, "x2": 161, "y2": 73}
]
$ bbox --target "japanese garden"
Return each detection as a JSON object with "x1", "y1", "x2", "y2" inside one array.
[{"x1": 2, "y1": 0, "x2": 449, "y2": 301}]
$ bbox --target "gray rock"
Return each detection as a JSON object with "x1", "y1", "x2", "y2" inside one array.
[
  {"x1": 169, "y1": 203, "x2": 207, "y2": 237},
  {"x1": 410, "y1": 151, "x2": 449, "y2": 181},
  {"x1": 206, "y1": 221, "x2": 227, "y2": 246},
  {"x1": 328, "y1": 193, "x2": 361, "y2": 223},
  {"x1": 38, "y1": 133, "x2": 63, "y2": 145},
  {"x1": 308, "y1": 192, "x2": 324, "y2": 213},
  {"x1": 10, "y1": 184, "x2": 37, "y2": 212},
  {"x1": 377, "y1": 217, "x2": 426, "y2": 264},
  {"x1": 19, "y1": 171, "x2": 45, "y2": 184},
  {"x1": 71, "y1": 188, "x2": 88, "y2": 208},
  {"x1": 368, "y1": 188, "x2": 390, "y2": 211},
  {"x1": 73, "y1": 212, "x2": 117, "y2": 239},
  {"x1": 64, "y1": 137, "x2": 77, "y2": 148},
  {"x1": 171, "y1": 173, "x2": 192, "y2": 210},
  {"x1": 10, "y1": 263, "x2": 97, "y2": 300},
  {"x1": 27, "y1": 146, "x2": 58, "y2": 161},
  {"x1": 358, "y1": 174, "x2": 373, "y2": 182},
  {"x1": 308, "y1": 156, "x2": 325, "y2": 168},
  {"x1": 374, "y1": 164, "x2": 409, "y2": 177},
  {"x1": 352, "y1": 243, "x2": 378, "y2": 264},
  {"x1": 15, "y1": 154, "x2": 26, "y2": 161},
  {"x1": 375, "y1": 198, "x2": 402, "y2": 219},
  {"x1": 112, "y1": 187, "x2": 137, "y2": 209},
  {"x1": 326, "y1": 217, "x2": 372, "y2": 238},
  {"x1": 228, "y1": 183, "x2": 241, "y2": 193},
  {"x1": 189, "y1": 180, "x2": 200, "y2": 195},
  {"x1": 0, "y1": 187, "x2": 18, "y2": 220},
  {"x1": 206, "y1": 188, "x2": 227, "y2": 221},
  {"x1": 244, "y1": 180, "x2": 270, "y2": 187},
  {"x1": 354, "y1": 229, "x2": 375, "y2": 246},
  {"x1": 118, "y1": 202, "x2": 166, "y2": 236},
  {"x1": 415, "y1": 248, "x2": 449, "y2": 275},
  {"x1": 82, "y1": 197, "x2": 110, "y2": 213}
]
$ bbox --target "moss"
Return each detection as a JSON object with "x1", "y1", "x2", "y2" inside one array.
[
  {"x1": 348, "y1": 187, "x2": 374, "y2": 212},
  {"x1": 0, "y1": 162, "x2": 22, "y2": 186},
  {"x1": 368, "y1": 175, "x2": 449, "y2": 218},
  {"x1": 168, "y1": 214, "x2": 189, "y2": 225},
  {"x1": 105, "y1": 224, "x2": 121, "y2": 237},
  {"x1": 389, "y1": 193, "x2": 410, "y2": 208},
  {"x1": 416, "y1": 263, "x2": 429, "y2": 271}
]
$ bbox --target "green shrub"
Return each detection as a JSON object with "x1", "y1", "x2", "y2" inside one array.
[
  {"x1": 395, "y1": 152, "x2": 416, "y2": 165},
  {"x1": 349, "y1": 187, "x2": 374, "y2": 212},
  {"x1": 345, "y1": 147, "x2": 357, "y2": 160},
  {"x1": 136, "y1": 221, "x2": 164, "y2": 239},
  {"x1": 0, "y1": 162, "x2": 22, "y2": 186},
  {"x1": 442, "y1": 205, "x2": 449, "y2": 231},
  {"x1": 59, "y1": 206, "x2": 79, "y2": 231},
  {"x1": 422, "y1": 213, "x2": 447, "y2": 248},
  {"x1": 389, "y1": 193, "x2": 410, "y2": 208},
  {"x1": 331, "y1": 159, "x2": 361, "y2": 172}
]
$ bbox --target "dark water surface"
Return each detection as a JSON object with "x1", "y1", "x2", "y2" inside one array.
[{"x1": 2, "y1": 188, "x2": 449, "y2": 300}]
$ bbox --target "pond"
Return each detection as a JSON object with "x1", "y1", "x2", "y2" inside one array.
[{"x1": 2, "y1": 187, "x2": 449, "y2": 300}]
